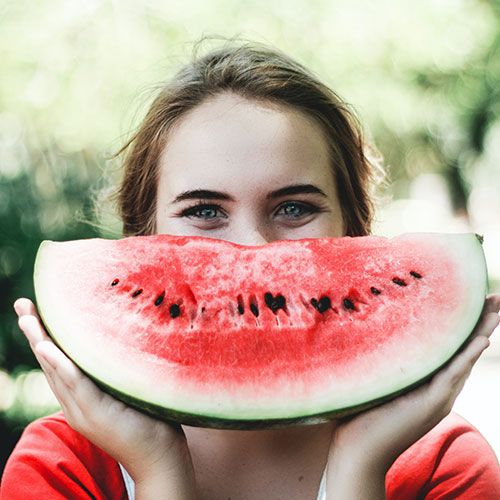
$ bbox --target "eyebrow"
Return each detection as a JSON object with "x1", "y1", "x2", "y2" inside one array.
[{"x1": 171, "y1": 183, "x2": 328, "y2": 204}]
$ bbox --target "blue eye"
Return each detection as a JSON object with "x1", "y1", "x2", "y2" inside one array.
[
  {"x1": 181, "y1": 202, "x2": 226, "y2": 220},
  {"x1": 180, "y1": 201, "x2": 320, "y2": 222},
  {"x1": 277, "y1": 201, "x2": 317, "y2": 218}
]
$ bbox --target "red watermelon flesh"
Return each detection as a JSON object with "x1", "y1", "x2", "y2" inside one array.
[{"x1": 33, "y1": 233, "x2": 487, "y2": 428}]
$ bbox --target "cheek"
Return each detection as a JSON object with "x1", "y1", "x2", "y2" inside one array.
[
  {"x1": 155, "y1": 212, "x2": 184, "y2": 235},
  {"x1": 317, "y1": 213, "x2": 345, "y2": 238},
  {"x1": 154, "y1": 204, "x2": 176, "y2": 235},
  {"x1": 277, "y1": 214, "x2": 344, "y2": 240},
  {"x1": 331, "y1": 208, "x2": 346, "y2": 237}
]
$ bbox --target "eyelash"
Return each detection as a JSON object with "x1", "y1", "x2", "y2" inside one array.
[{"x1": 180, "y1": 200, "x2": 321, "y2": 222}]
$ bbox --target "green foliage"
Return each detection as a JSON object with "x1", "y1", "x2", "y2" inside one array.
[
  {"x1": 0, "y1": 153, "x2": 102, "y2": 372},
  {"x1": 0, "y1": 146, "x2": 107, "y2": 470}
]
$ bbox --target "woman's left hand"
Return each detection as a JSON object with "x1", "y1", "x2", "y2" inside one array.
[{"x1": 327, "y1": 293, "x2": 500, "y2": 492}]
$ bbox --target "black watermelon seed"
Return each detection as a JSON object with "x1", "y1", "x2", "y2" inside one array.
[
  {"x1": 169, "y1": 303, "x2": 181, "y2": 318},
  {"x1": 311, "y1": 296, "x2": 331, "y2": 313},
  {"x1": 392, "y1": 278, "x2": 407, "y2": 287},
  {"x1": 410, "y1": 271, "x2": 422, "y2": 279},
  {"x1": 264, "y1": 292, "x2": 286, "y2": 313},
  {"x1": 264, "y1": 292, "x2": 273, "y2": 308},
  {"x1": 343, "y1": 298, "x2": 356, "y2": 310},
  {"x1": 111, "y1": 279, "x2": 119, "y2": 286},
  {"x1": 249, "y1": 302, "x2": 259, "y2": 317},
  {"x1": 154, "y1": 292, "x2": 165, "y2": 306},
  {"x1": 131, "y1": 289, "x2": 143, "y2": 297},
  {"x1": 237, "y1": 294, "x2": 245, "y2": 315},
  {"x1": 318, "y1": 296, "x2": 331, "y2": 313},
  {"x1": 370, "y1": 287, "x2": 381, "y2": 295}
]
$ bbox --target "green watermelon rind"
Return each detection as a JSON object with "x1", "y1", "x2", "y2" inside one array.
[{"x1": 33, "y1": 233, "x2": 488, "y2": 429}]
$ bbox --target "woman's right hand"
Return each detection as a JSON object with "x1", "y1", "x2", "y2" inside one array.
[{"x1": 14, "y1": 297, "x2": 197, "y2": 499}]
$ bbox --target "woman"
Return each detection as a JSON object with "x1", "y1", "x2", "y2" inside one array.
[{"x1": 3, "y1": 39, "x2": 500, "y2": 499}]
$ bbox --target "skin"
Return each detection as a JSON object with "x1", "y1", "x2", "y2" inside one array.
[{"x1": 14, "y1": 92, "x2": 500, "y2": 499}]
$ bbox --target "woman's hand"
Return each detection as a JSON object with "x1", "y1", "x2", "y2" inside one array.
[
  {"x1": 326, "y1": 294, "x2": 500, "y2": 499},
  {"x1": 14, "y1": 297, "x2": 197, "y2": 499}
]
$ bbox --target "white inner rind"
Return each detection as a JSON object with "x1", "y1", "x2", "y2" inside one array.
[{"x1": 34, "y1": 233, "x2": 487, "y2": 421}]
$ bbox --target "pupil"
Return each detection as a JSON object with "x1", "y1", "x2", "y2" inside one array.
[
  {"x1": 285, "y1": 203, "x2": 300, "y2": 216},
  {"x1": 201, "y1": 207, "x2": 216, "y2": 218}
]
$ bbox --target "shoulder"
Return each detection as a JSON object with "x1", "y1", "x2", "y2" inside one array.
[
  {"x1": 1, "y1": 411, "x2": 127, "y2": 500},
  {"x1": 386, "y1": 411, "x2": 500, "y2": 499}
]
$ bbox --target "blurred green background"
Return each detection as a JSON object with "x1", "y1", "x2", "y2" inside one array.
[{"x1": 1, "y1": 0, "x2": 500, "y2": 473}]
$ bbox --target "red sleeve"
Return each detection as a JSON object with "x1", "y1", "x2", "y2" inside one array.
[
  {"x1": 386, "y1": 412, "x2": 500, "y2": 500},
  {"x1": 0, "y1": 411, "x2": 127, "y2": 500}
]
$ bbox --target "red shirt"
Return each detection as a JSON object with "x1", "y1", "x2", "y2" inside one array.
[{"x1": 1, "y1": 411, "x2": 499, "y2": 499}]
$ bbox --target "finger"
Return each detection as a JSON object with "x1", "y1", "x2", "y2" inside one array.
[
  {"x1": 476, "y1": 295, "x2": 500, "y2": 325},
  {"x1": 35, "y1": 340, "x2": 129, "y2": 439},
  {"x1": 483, "y1": 294, "x2": 500, "y2": 315},
  {"x1": 471, "y1": 312, "x2": 500, "y2": 340},
  {"x1": 431, "y1": 335, "x2": 489, "y2": 396},
  {"x1": 452, "y1": 336, "x2": 489, "y2": 386},
  {"x1": 35, "y1": 346, "x2": 89, "y2": 429},
  {"x1": 423, "y1": 336, "x2": 488, "y2": 421},
  {"x1": 464, "y1": 295, "x2": 499, "y2": 342},
  {"x1": 18, "y1": 314, "x2": 50, "y2": 347},
  {"x1": 36, "y1": 341, "x2": 84, "y2": 392},
  {"x1": 18, "y1": 306, "x2": 104, "y2": 408},
  {"x1": 37, "y1": 358, "x2": 63, "y2": 408},
  {"x1": 36, "y1": 350, "x2": 63, "y2": 402},
  {"x1": 35, "y1": 342, "x2": 90, "y2": 422},
  {"x1": 13, "y1": 298, "x2": 40, "y2": 319},
  {"x1": 16, "y1": 317, "x2": 71, "y2": 412},
  {"x1": 35, "y1": 341, "x2": 107, "y2": 412}
]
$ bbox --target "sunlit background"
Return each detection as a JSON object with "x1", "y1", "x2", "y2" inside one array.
[{"x1": 1, "y1": 0, "x2": 499, "y2": 473}]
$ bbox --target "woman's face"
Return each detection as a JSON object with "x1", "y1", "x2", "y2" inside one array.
[{"x1": 156, "y1": 92, "x2": 344, "y2": 245}]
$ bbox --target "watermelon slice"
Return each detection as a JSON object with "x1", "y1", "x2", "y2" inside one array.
[{"x1": 33, "y1": 233, "x2": 487, "y2": 429}]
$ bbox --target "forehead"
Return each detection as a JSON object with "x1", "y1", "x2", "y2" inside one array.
[{"x1": 158, "y1": 92, "x2": 335, "y2": 197}]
